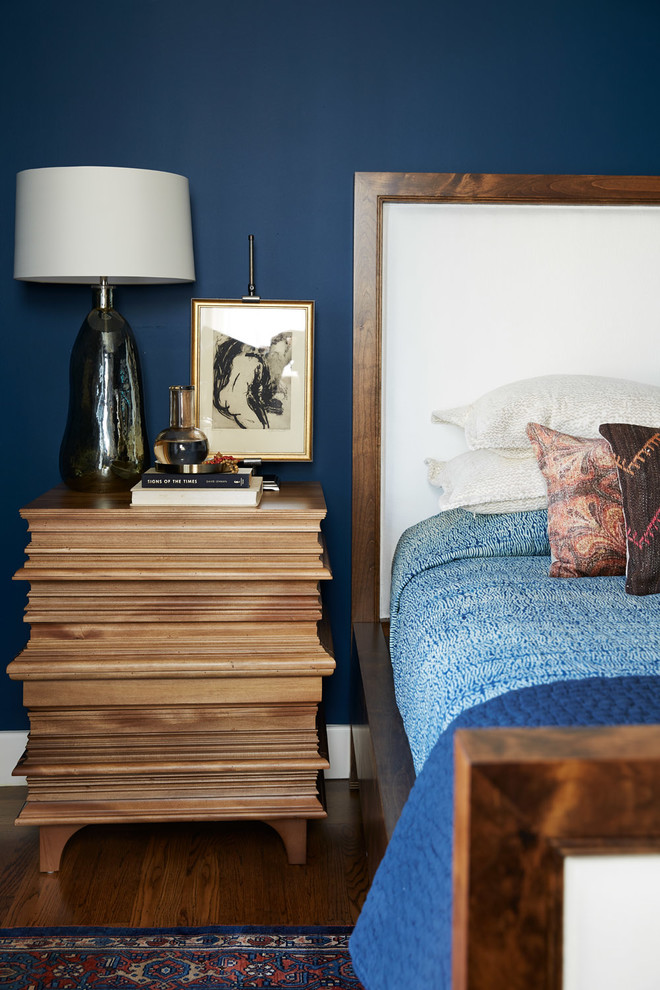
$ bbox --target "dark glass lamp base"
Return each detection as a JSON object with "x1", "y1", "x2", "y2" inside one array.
[{"x1": 59, "y1": 290, "x2": 148, "y2": 493}]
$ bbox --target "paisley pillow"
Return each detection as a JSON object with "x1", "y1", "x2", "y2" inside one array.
[
  {"x1": 526, "y1": 422, "x2": 625, "y2": 578},
  {"x1": 599, "y1": 423, "x2": 660, "y2": 596}
]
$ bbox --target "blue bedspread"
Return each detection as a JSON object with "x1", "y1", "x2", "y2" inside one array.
[
  {"x1": 350, "y1": 676, "x2": 660, "y2": 990},
  {"x1": 391, "y1": 509, "x2": 660, "y2": 772},
  {"x1": 350, "y1": 509, "x2": 660, "y2": 989}
]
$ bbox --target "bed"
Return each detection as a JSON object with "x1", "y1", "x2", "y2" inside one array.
[{"x1": 348, "y1": 174, "x2": 660, "y2": 989}]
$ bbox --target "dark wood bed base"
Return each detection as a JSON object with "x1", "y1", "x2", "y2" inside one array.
[{"x1": 351, "y1": 172, "x2": 660, "y2": 878}]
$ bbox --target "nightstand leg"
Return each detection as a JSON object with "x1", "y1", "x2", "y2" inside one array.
[
  {"x1": 264, "y1": 818, "x2": 307, "y2": 865},
  {"x1": 39, "y1": 824, "x2": 84, "y2": 873}
]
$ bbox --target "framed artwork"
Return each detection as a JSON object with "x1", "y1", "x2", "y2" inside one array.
[{"x1": 191, "y1": 299, "x2": 314, "y2": 461}]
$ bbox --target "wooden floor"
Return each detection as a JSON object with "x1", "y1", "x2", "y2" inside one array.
[{"x1": 0, "y1": 781, "x2": 368, "y2": 928}]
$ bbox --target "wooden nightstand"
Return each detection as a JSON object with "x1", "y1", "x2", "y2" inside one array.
[{"x1": 8, "y1": 482, "x2": 334, "y2": 872}]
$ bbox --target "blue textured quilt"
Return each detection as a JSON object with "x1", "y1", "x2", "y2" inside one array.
[
  {"x1": 390, "y1": 509, "x2": 660, "y2": 772},
  {"x1": 350, "y1": 509, "x2": 660, "y2": 990},
  {"x1": 350, "y1": 676, "x2": 660, "y2": 990}
]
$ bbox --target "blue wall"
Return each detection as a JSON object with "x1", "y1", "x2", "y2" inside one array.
[{"x1": 2, "y1": 0, "x2": 660, "y2": 730}]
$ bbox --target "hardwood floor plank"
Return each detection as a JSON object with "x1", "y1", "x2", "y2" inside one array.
[
  {"x1": 129, "y1": 825, "x2": 191, "y2": 927},
  {"x1": 175, "y1": 827, "x2": 225, "y2": 928}
]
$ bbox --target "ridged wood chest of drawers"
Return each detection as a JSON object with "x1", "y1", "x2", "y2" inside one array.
[{"x1": 8, "y1": 482, "x2": 334, "y2": 871}]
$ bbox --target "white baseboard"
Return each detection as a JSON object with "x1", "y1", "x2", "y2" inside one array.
[
  {"x1": 325, "y1": 724, "x2": 351, "y2": 779},
  {"x1": 0, "y1": 731, "x2": 27, "y2": 786},
  {"x1": 1, "y1": 725, "x2": 352, "y2": 788}
]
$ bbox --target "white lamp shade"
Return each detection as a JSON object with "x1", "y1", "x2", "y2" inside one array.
[{"x1": 14, "y1": 166, "x2": 195, "y2": 284}]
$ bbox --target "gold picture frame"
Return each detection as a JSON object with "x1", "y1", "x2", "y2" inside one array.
[{"x1": 191, "y1": 298, "x2": 314, "y2": 461}]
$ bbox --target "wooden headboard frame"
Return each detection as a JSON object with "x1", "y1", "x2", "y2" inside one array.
[{"x1": 351, "y1": 172, "x2": 660, "y2": 625}]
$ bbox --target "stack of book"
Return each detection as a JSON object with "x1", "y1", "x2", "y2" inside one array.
[{"x1": 130, "y1": 466, "x2": 263, "y2": 506}]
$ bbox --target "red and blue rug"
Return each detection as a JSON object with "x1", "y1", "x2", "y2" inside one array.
[{"x1": 0, "y1": 926, "x2": 364, "y2": 989}]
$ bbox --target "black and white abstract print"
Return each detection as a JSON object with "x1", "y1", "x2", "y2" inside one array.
[{"x1": 212, "y1": 329, "x2": 297, "y2": 430}]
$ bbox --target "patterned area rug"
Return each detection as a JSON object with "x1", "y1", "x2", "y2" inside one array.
[{"x1": 0, "y1": 926, "x2": 363, "y2": 989}]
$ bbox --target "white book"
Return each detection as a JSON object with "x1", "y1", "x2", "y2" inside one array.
[{"x1": 130, "y1": 474, "x2": 263, "y2": 507}]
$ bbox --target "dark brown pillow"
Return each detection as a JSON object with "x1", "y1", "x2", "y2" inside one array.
[
  {"x1": 526, "y1": 422, "x2": 626, "y2": 578},
  {"x1": 599, "y1": 423, "x2": 660, "y2": 595}
]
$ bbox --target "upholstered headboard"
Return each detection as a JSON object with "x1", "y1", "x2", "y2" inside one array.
[{"x1": 352, "y1": 173, "x2": 660, "y2": 621}]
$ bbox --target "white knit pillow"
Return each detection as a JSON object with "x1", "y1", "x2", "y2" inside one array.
[
  {"x1": 432, "y1": 375, "x2": 660, "y2": 452},
  {"x1": 426, "y1": 448, "x2": 547, "y2": 514}
]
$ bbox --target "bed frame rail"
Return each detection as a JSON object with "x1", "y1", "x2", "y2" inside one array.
[{"x1": 351, "y1": 622, "x2": 415, "y2": 879}]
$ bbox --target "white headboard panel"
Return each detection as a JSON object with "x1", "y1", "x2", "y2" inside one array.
[
  {"x1": 380, "y1": 201, "x2": 660, "y2": 613},
  {"x1": 352, "y1": 174, "x2": 660, "y2": 625}
]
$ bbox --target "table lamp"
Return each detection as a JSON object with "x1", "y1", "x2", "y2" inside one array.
[{"x1": 14, "y1": 165, "x2": 195, "y2": 492}]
